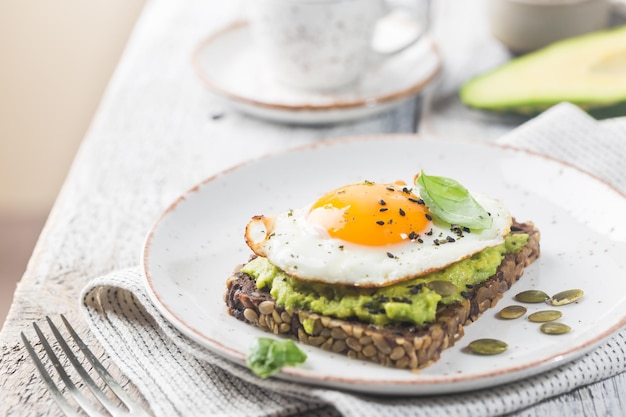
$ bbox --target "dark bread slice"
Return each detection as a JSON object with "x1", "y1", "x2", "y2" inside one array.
[{"x1": 224, "y1": 220, "x2": 540, "y2": 370}]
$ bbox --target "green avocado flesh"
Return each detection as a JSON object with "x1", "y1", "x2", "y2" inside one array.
[
  {"x1": 241, "y1": 233, "x2": 528, "y2": 328},
  {"x1": 460, "y1": 25, "x2": 626, "y2": 118}
]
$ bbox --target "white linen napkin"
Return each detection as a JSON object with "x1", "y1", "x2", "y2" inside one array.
[{"x1": 81, "y1": 102, "x2": 626, "y2": 417}]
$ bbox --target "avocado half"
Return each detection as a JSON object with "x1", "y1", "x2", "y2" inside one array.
[{"x1": 460, "y1": 25, "x2": 626, "y2": 119}]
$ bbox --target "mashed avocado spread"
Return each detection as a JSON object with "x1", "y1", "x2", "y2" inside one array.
[{"x1": 242, "y1": 234, "x2": 528, "y2": 327}]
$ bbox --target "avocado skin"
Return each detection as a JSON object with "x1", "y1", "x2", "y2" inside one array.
[
  {"x1": 587, "y1": 101, "x2": 626, "y2": 119},
  {"x1": 460, "y1": 25, "x2": 626, "y2": 119}
]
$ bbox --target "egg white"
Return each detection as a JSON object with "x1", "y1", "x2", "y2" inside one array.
[{"x1": 245, "y1": 192, "x2": 512, "y2": 287}]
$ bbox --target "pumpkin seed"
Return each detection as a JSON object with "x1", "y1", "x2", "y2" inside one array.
[
  {"x1": 499, "y1": 305, "x2": 527, "y2": 319},
  {"x1": 467, "y1": 338, "x2": 508, "y2": 355},
  {"x1": 528, "y1": 310, "x2": 562, "y2": 323},
  {"x1": 515, "y1": 290, "x2": 549, "y2": 303},
  {"x1": 540, "y1": 322, "x2": 571, "y2": 335},
  {"x1": 549, "y1": 289, "x2": 584, "y2": 306},
  {"x1": 426, "y1": 280, "x2": 458, "y2": 296}
]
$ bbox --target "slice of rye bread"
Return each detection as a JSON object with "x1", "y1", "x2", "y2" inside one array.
[{"x1": 224, "y1": 220, "x2": 540, "y2": 370}]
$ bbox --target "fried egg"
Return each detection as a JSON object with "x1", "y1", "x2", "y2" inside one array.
[{"x1": 245, "y1": 181, "x2": 511, "y2": 287}]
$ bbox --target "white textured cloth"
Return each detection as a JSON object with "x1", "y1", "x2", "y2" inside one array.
[{"x1": 81, "y1": 103, "x2": 626, "y2": 417}]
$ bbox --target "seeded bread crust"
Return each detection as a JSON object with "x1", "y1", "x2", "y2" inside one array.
[{"x1": 224, "y1": 220, "x2": 540, "y2": 370}]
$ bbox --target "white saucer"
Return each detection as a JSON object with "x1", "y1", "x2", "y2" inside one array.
[{"x1": 192, "y1": 21, "x2": 442, "y2": 125}]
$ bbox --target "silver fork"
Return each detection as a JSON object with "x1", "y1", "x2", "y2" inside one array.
[{"x1": 21, "y1": 315, "x2": 151, "y2": 417}]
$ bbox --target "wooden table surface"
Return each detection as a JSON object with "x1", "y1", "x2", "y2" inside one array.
[{"x1": 1, "y1": 0, "x2": 625, "y2": 415}]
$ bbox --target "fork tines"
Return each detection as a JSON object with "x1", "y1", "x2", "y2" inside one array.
[{"x1": 21, "y1": 314, "x2": 150, "y2": 417}]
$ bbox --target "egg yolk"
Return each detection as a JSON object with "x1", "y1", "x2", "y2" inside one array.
[{"x1": 307, "y1": 182, "x2": 432, "y2": 246}]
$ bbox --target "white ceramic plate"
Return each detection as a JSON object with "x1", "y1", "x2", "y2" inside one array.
[
  {"x1": 191, "y1": 22, "x2": 442, "y2": 125},
  {"x1": 142, "y1": 135, "x2": 626, "y2": 395}
]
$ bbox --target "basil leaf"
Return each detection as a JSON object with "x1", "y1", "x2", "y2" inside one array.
[
  {"x1": 247, "y1": 337, "x2": 307, "y2": 378},
  {"x1": 415, "y1": 170, "x2": 493, "y2": 230}
]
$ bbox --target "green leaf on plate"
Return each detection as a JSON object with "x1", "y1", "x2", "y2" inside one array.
[
  {"x1": 415, "y1": 170, "x2": 492, "y2": 230},
  {"x1": 247, "y1": 337, "x2": 307, "y2": 378}
]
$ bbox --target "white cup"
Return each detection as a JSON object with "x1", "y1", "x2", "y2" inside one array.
[
  {"x1": 247, "y1": 0, "x2": 430, "y2": 91},
  {"x1": 488, "y1": 0, "x2": 611, "y2": 53}
]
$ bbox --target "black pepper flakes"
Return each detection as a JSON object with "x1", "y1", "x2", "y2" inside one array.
[
  {"x1": 376, "y1": 220, "x2": 385, "y2": 225},
  {"x1": 379, "y1": 199, "x2": 387, "y2": 206},
  {"x1": 450, "y1": 225, "x2": 464, "y2": 238},
  {"x1": 446, "y1": 236, "x2": 456, "y2": 243},
  {"x1": 379, "y1": 208, "x2": 389, "y2": 212},
  {"x1": 409, "y1": 197, "x2": 425, "y2": 205},
  {"x1": 386, "y1": 252, "x2": 396, "y2": 259},
  {"x1": 392, "y1": 297, "x2": 412, "y2": 304},
  {"x1": 409, "y1": 284, "x2": 423, "y2": 294},
  {"x1": 399, "y1": 208, "x2": 406, "y2": 216},
  {"x1": 425, "y1": 213, "x2": 433, "y2": 221},
  {"x1": 460, "y1": 291, "x2": 472, "y2": 299}
]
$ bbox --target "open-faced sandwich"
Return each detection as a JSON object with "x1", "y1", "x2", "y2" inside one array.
[{"x1": 225, "y1": 171, "x2": 540, "y2": 370}]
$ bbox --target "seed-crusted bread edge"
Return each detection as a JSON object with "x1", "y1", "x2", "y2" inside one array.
[{"x1": 224, "y1": 220, "x2": 540, "y2": 370}]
